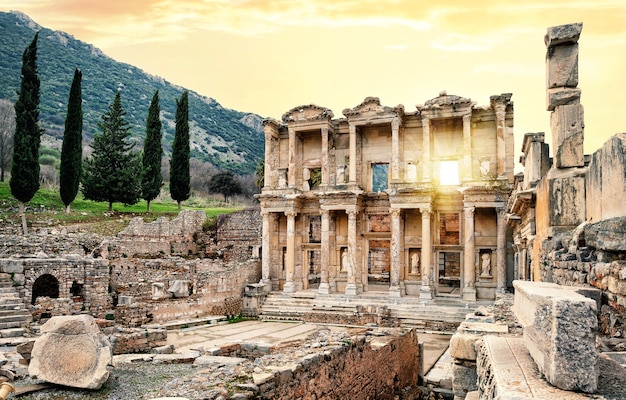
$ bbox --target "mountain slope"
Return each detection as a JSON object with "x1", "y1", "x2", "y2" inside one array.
[{"x1": 0, "y1": 10, "x2": 264, "y2": 175}]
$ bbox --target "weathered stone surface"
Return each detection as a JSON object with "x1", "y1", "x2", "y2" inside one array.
[
  {"x1": 512, "y1": 280, "x2": 598, "y2": 393},
  {"x1": 586, "y1": 133, "x2": 626, "y2": 221},
  {"x1": 29, "y1": 315, "x2": 112, "y2": 389},
  {"x1": 544, "y1": 22, "x2": 583, "y2": 46},
  {"x1": 546, "y1": 87, "x2": 580, "y2": 111},
  {"x1": 449, "y1": 333, "x2": 481, "y2": 361},
  {"x1": 550, "y1": 103, "x2": 584, "y2": 167},
  {"x1": 536, "y1": 173, "x2": 586, "y2": 236},
  {"x1": 451, "y1": 362, "x2": 477, "y2": 398},
  {"x1": 585, "y1": 217, "x2": 626, "y2": 252},
  {"x1": 546, "y1": 43, "x2": 579, "y2": 89}
]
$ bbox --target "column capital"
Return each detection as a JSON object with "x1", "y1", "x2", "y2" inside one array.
[
  {"x1": 348, "y1": 122, "x2": 356, "y2": 134},
  {"x1": 496, "y1": 207, "x2": 506, "y2": 217},
  {"x1": 285, "y1": 211, "x2": 297, "y2": 218},
  {"x1": 464, "y1": 206, "x2": 475, "y2": 215},
  {"x1": 420, "y1": 207, "x2": 431, "y2": 217},
  {"x1": 391, "y1": 117, "x2": 401, "y2": 131},
  {"x1": 463, "y1": 113, "x2": 471, "y2": 123},
  {"x1": 390, "y1": 208, "x2": 402, "y2": 218},
  {"x1": 346, "y1": 209, "x2": 358, "y2": 218}
]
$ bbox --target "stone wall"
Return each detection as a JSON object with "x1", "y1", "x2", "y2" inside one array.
[{"x1": 254, "y1": 329, "x2": 421, "y2": 400}]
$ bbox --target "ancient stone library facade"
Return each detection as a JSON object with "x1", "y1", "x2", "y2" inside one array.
[{"x1": 257, "y1": 92, "x2": 514, "y2": 301}]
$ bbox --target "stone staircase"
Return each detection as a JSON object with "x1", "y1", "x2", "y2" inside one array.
[
  {"x1": 259, "y1": 290, "x2": 490, "y2": 331},
  {"x1": 0, "y1": 273, "x2": 31, "y2": 340}
]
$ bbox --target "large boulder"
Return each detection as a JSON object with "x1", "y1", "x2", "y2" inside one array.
[{"x1": 28, "y1": 315, "x2": 112, "y2": 389}]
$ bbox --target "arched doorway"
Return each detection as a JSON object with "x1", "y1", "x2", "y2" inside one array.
[{"x1": 31, "y1": 274, "x2": 60, "y2": 304}]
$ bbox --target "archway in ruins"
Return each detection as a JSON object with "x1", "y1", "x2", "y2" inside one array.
[{"x1": 31, "y1": 274, "x2": 60, "y2": 304}]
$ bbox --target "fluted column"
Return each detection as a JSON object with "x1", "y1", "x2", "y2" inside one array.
[
  {"x1": 321, "y1": 127, "x2": 329, "y2": 186},
  {"x1": 348, "y1": 123, "x2": 357, "y2": 184},
  {"x1": 391, "y1": 118, "x2": 400, "y2": 182},
  {"x1": 318, "y1": 210, "x2": 331, "y2": 295},
  {"x1": 462, "y1": 114, "x2": 472, "y2": 182},
  {"x1": 422, "y1": 118, "x2": 431, "y2": 182},
  {"x1": 419, "y1": 207, "x2": 433, "y2": 300},
  {"x1": 389, "y1": 208, "x2": 403, "y2": 297},
  {"x1": 288, "y1": 128, "x2": 296, "y2": 187},
  {"x1": 496, "y1": 207, "x2": 507, "y2": 293},
  {"x1": 283, "y1": 211, "x2": 296, "y2": 293},
  {"x1": 462, "y1": 206, "x2": 476, "y2": 301},
  {"x1": 345, "y1": 209, "x2": 359, "y2": 296},
  {"x1": 261, "y1": 211, "x2": 272, "y2": 288}
]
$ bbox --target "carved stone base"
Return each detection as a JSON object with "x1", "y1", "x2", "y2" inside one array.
[
  {"x1": 419, "y1": 285, "x2": 433, "y2": 301},
  {"x1": 283, "y1": 281, "x2": 295, "y2": 293},
  {"x1": 389, "y1": 285, "x2": 403, "y2": 298},
  {"x1": 462, "y1": 287, "x2": 477, "y2": 302},
  {"x1": 317, "y1": 283, "x2": 330, "y2": 296},
  {"x1": 345, "y1": 283, "x2": 358, "y2": 297}
]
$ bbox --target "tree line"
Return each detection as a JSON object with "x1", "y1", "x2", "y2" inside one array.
[{"x1": 6, "y1": 33, "x2": 245, "y2": 234}]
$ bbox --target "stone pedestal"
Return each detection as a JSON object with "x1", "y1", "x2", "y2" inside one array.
[
  {"x1": 345, "y1": 283, "x2": 358, "y2": 297},
  {"x1": 283, "y1": 281, "x2": 295, "y2": 293},
  {"x1": 419, "y1": 286, "x2": 433, "y2": 301},
  {"x1": 388, "y1": 285, "x2": 402, "y2": 298},
  {"x1": 317, "y1": 282, "x2": 330, "y2": 296},
  {"x1": 462, "y1": 287, "x2": 476, "y2": 302}
]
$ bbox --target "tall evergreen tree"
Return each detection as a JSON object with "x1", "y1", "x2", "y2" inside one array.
[
  {"x1": 10, "y1": 32, "x2": 42, "y2": 235},
  {"x1": 169, "y1": 90, "x2": 190, "y2": 211},
  {"x1": 59, "y1": 68, "x2": 83, "y2": 214},
  {"x1": 82, "y1": 91, "x2": 141, "y2": 211},
  {"x1": 141, "y1": 90, "x2": 163, "y2": 212}
]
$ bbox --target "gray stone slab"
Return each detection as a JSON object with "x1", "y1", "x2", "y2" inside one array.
[{"x1": 545, "y1": 22, "x2": 583, "y2": 46}]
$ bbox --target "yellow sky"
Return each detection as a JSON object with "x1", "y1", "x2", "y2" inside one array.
[{"x1": 3, "y1": 0, "x2": 626, "y2": 162}]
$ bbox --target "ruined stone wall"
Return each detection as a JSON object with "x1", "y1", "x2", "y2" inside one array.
[
  {"x1": 255, "y1": 329, "x2": 421, "y2": 400},
  {"x1": 215, "y1": 208, "x2": 261, "y2": 262}
]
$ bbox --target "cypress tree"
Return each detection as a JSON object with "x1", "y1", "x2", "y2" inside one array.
[
  {"x1": 141, "y1": 90, "x2": 163, "y2": 212},
  {"x1": 82, "y1": 91, "x2": 141, "y2": 211},
  {"x1": 10, "y1": 32, "x2": 42, "y2": 235},
  {"x1": 169, "y1": 90, "x2": 190, "y2": 211},
  {"x1": 59, "y1": 68, "x2": 83, "y2": 214}
]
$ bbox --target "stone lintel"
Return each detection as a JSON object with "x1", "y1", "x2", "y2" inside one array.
[{"x1": 545, "y1": 23, "x2": 583, "y2": 47}]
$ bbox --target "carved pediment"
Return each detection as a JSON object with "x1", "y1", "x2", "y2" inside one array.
[
  {"x1": 342, "y1": 97, "x2": 403, "y2": 118},
  {"x1": 282, "y1": 104, "x2": 334, "y2": 123},
  {"x1": 420, "y1": 91, "x2": 473, "y2": 111}
]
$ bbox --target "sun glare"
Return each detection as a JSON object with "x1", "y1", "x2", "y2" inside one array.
[{"x1": 439, "y1": 160, "x2": 459, "y2": 186}]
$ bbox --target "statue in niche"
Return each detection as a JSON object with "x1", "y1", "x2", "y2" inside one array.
[
  {"x1": 278, "y1": 169, "x2": 288, "y2": 188},
  {"x1": 406, "y1": 162, "x2": 418, "y2": 182},
  {"x1": 342, "y1": 249, "x2": 356, "y2": 284},
  {"x1": 303, "y1": 168, "x2": 311, "y2": 191},
  {"x1": 410, "y1": 251, "x2": 420, "y2": 274},
  {"x1": 481, "y1": 253, "x2": 492, "y2": 276},
  {"x1": 480, "y1": 159, "x2": 491, "y2": 179},
  {"x1": 336, "y1": 164, "x2": 346, "y2": 184}
]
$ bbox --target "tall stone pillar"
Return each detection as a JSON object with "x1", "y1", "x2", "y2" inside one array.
[
  {"x1": 391, "y1": 118, "x2": 400, "y2": 182},
  {"x1": 494, "y1": 105, "x2": 506, "y2": 177},
  {"x1": 462, "y1": 114, "x2": 472, "y2": 182},
  {"x1": 422, "y1": 118, "x2": 431, "y2": 182},
  {"x1": 389, "y1": 208, "x2": 403, "y2": 297},
  {"x1": 345, "y1": 209, "x2": 359, "y2": 296},
  {"x1": 261, "y1": 211, "x2": 273, "y2": 289},
  {"x1": 321, "y1": 127, "x2": 329, "y2": 186},
  {"x1": 419, "y1": 207, "x2": 433, "y2": 300},
  {"x1": 318, "y1": 210, "x2": 331, "y2": 295},
  {"x1": 283, "y1": 211, "x2": 296, "y2": 293},
  {"x1": 496, "y1": 208, "x2": 507, "y2": 293},
  {"x1": 288, "y1": 128, "x2": 296, "y2": 188},
  {"x1": 462, "y1": 206, "x2": 476, "y2": 301},
  {"x1": 348, "y1": 123, "x2": 357, "y2": 184}
]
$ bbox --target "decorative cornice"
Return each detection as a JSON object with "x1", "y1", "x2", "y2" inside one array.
[
  {"x1": 342, "y1": 96, "x2": 404, "y2": 118},
  {"x1": 419, "y1": 91, "x2": 473, "y2": 111}
]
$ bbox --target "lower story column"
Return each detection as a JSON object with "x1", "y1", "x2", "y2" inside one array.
[{"x1": 419, "y1": 207, "x2": 433, "y2": 300}]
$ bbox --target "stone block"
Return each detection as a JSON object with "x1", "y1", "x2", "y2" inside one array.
[
  {"x1": 451, "y1": 363, "x2": 476, "y2": 398},
  {"x1": 586, "y1": 133, "x2": 626, "y2": 221},
  {"x1": 512, "y1": 280, "x2": 598, "y2": 393},
  {"x1": 585, "y1": 217, "x2": 626, "y2": 252},
  {"x1": 550, "y1": 104, "x2": 584, "y2": 167},
  {"x1": 449, "y1": 333, "x2": 481, "y2": 361},
  {"x1": 544, "y1": 22, "x2": 583, "y2": 46},
  {"x1": 546, "y1": 43, "x2": 579, "y2": 89},
  {"x1": 537, "y1": 173, "x2": 586, "y2": 233},
  {"x1": 546, "y1": 87, "x2": 580, "y2": 111}
]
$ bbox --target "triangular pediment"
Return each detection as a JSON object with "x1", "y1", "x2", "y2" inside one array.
[
  {"x1": 342, "y1": 97, "x2": 402, "y2": 118},
  {"x1": 282, "y1": 104, "x2": 334, "y2": 123}
]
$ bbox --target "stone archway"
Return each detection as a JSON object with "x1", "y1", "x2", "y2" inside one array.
[{"x1": 31, "y1": 274, "x2": 60, "y2": 304}]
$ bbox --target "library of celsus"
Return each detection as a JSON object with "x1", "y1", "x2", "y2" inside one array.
[{"x1": 257, "y1": 92, "x2": 514, "y2": 301}]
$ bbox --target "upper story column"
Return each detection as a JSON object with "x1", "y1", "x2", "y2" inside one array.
[
  {"x1": 490, "y1": 94, "x2": 513, "y2": 179},
  {"x1": 321, "y1": 126, "x2": 329, "y2": 186},
  {"x1": 288, "y1": 128, "x2": 297, "y2": 188},
  {"x1": 462, "y1": 114, "x2": 472, "y2": 182},
  {"x1": 348, "y1": 123, "x2": 357, "y2": 184},
  {"x1": 263, "y1": 119, "x2": 280, "y2": 189},
  {"x1": 391, "y1": 118, "x2": 401, "y2": 182},
  {"x1": 422, "y1": 117, "x2": 431, "y2": 182}
]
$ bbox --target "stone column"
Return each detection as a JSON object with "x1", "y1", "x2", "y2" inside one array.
[
  {"x1": 288, "y1": 128, "x2": 296, "y2": 188},
  {"x1": 462, "y1": 114, "x2": 472, "y2": 182},
  {"x1": 496, "y1": 208, "x2": 507, "y2": 293},
  {"x1": 321, "y1": 127, "x2": 329, "y2": 186},
  {"x1": 389, "y1": 208, "x2": 403, "y2": 297},
  {"x1": 422, "y1": 117, "x2": 431, "y2": 182},
  {"x1": 462, "y1": 206, "x2": 476, "y2": 301},
  {"x1": 345, "y1": 209, "x2": 359, "y2": 296},
  {"x1": 495, "y1": 106, "x2": 506, "y2": 177},
  {"x1": 419, "y1": 207, "x2": 433, "y2": 300},
  {"x1": 318, "y1": 210, "x2": 331, "y2": 295},
  {"x1": 391, "y1": 118, "x2": 400, "y2": 182},
  {"x1": 260, "y1": 211, "x2": 273, "y2": 290},
  {"x1": 283, "y1": 211, "x2": 296, "y2": 293},
  {"x1": 263, "y1": 120, "x2": 279, "y2": 189},
  {"x1": 348, "y1": 123, "x2": 357, "y2": 184}
]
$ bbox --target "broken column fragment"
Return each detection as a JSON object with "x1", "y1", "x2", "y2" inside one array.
[{"x1": 28, "y1": 315, "x2": 112, "y2": 389}]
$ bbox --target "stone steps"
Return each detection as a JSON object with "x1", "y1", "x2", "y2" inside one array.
[{"x1": 0, "y1": 274, "x2": 30, "y2": 338}]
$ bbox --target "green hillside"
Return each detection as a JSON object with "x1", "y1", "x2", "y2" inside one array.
[{"x1": 0, "y1": 10, "x2": 264, "y2": 175}]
